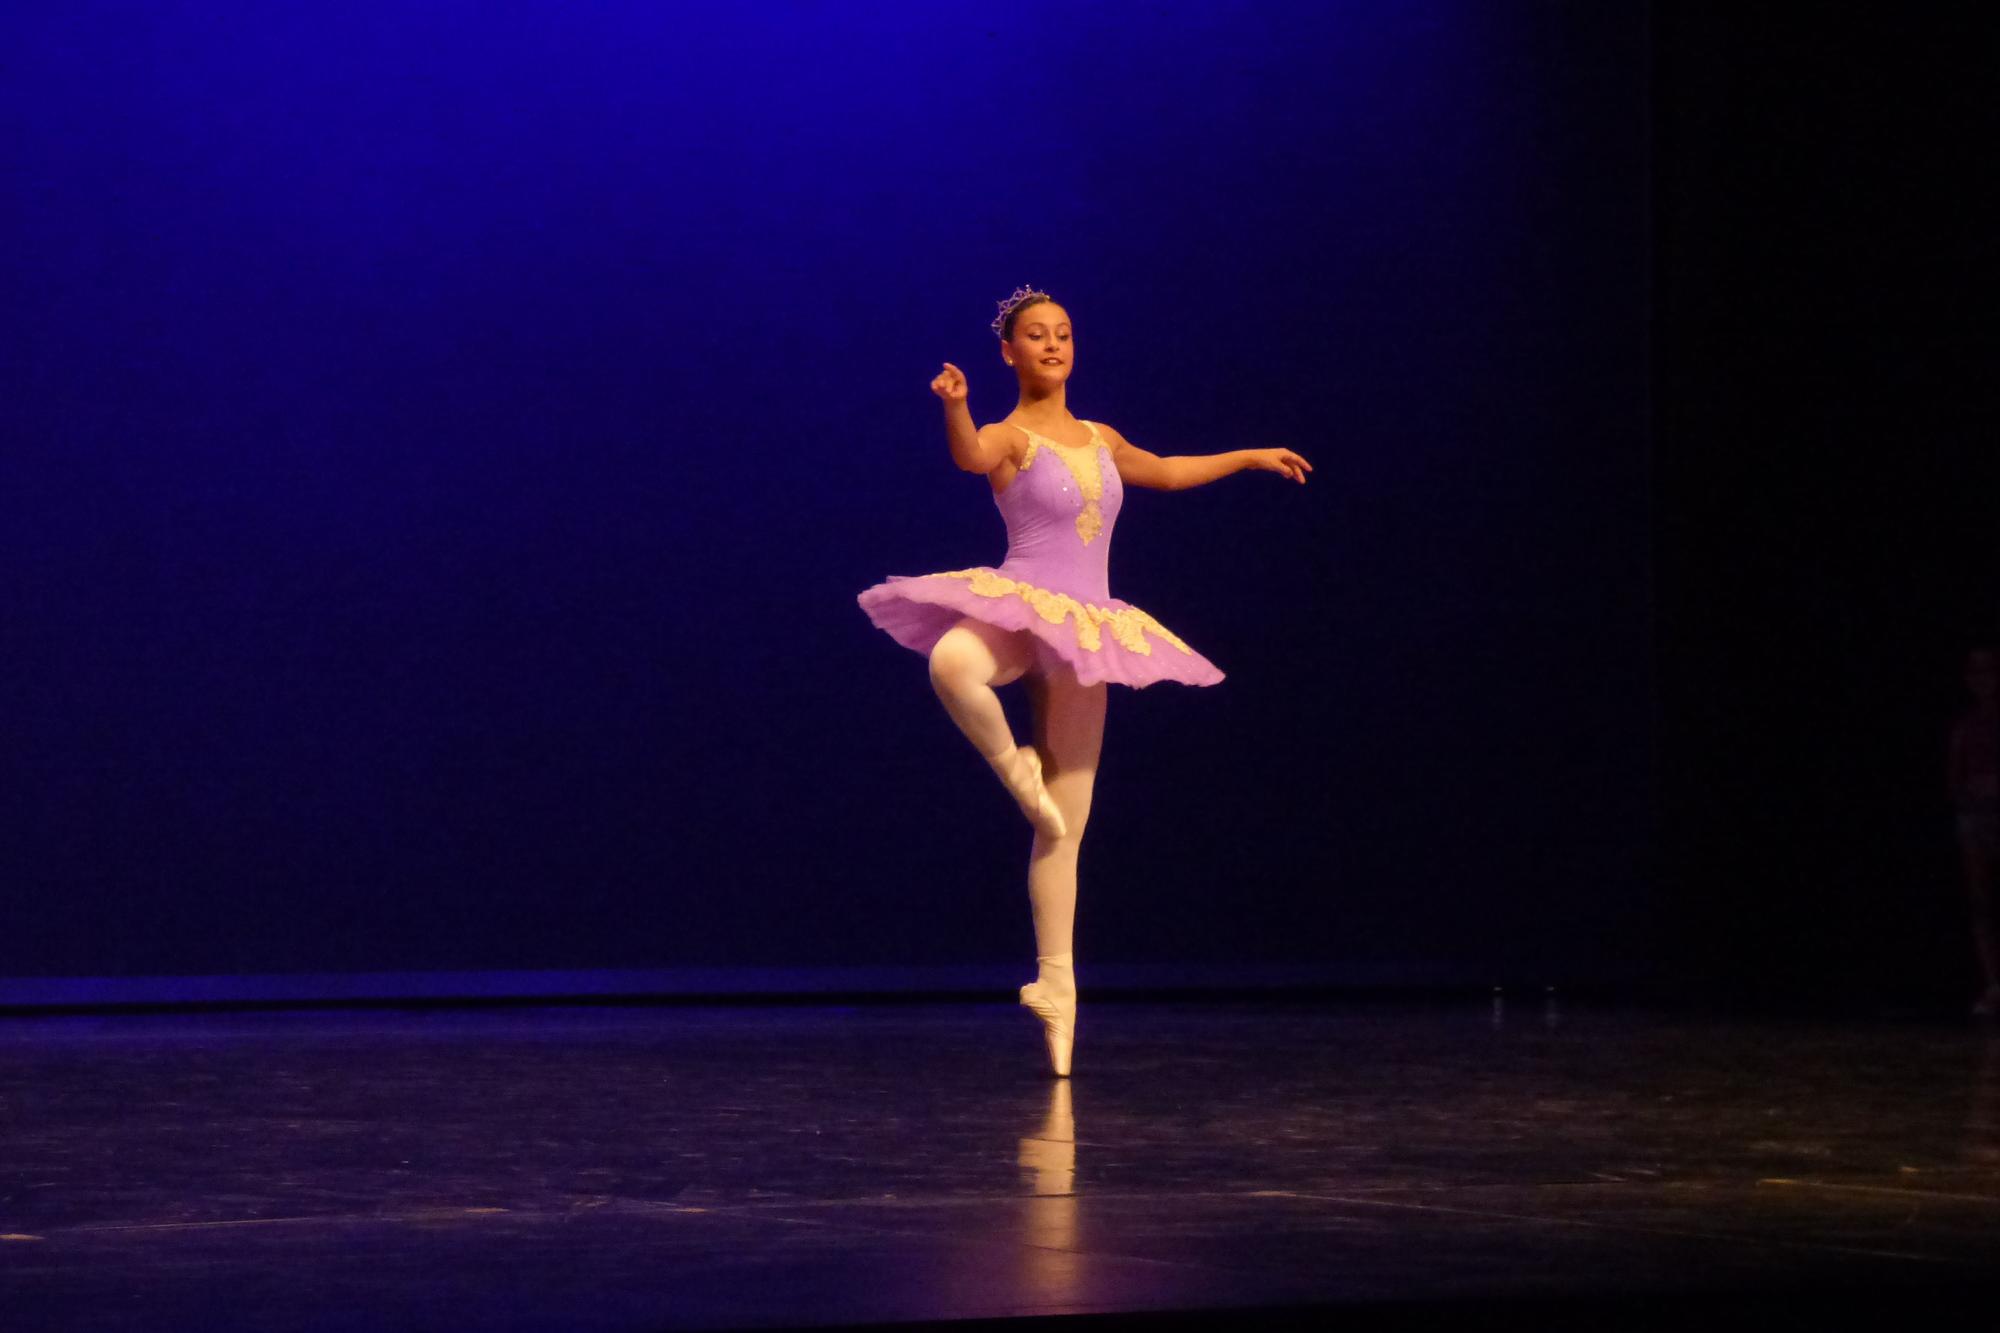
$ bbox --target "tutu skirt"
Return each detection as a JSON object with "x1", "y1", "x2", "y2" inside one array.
[{"x1": 857, "y1": 565, "x2": 1224, "y2": 689}]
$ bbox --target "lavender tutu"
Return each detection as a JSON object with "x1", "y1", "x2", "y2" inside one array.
[{"x1": 857, "y1": 420, "x2": 1224, "y2": 690}]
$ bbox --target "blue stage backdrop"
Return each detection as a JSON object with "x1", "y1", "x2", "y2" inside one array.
[{"x1": 2, "y1": 1, "x2": 1650, "y2": 998}]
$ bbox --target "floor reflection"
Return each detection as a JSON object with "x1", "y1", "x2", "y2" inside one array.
[
  {"x1": 1018, "y1": 1079, "x2": 1075, "y2": 1196},
  {"x1": 1015, "y1": 1078, "x2": 1080, "y2": 1301}
]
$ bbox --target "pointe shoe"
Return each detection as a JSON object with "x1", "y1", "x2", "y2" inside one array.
[
  {"x1": 990, "y1": 744, "x2": 1067, "y2": 840},
  {"x1": 1019, "y1": 980, "x2": 1076, "y2": 1077}
]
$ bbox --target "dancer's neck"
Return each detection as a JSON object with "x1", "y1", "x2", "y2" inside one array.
[{"x1": 1011, "y1": 385, "x2": 1072, "y2": 432}]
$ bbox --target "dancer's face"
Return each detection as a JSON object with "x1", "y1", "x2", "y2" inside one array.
[{"x1": 1002, "y1": 303, "x2": 1073, "y2": 386}]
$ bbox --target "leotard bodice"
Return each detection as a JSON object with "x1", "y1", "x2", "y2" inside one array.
[{"x1": 991, "y1": 419, "x2": 1124, "y2": 604}]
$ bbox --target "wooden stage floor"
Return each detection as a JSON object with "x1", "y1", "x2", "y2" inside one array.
[{"x1": 3, "y1": 997, "x2": 1998, "y2": 1329}]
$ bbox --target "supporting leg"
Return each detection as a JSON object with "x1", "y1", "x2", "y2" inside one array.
[
  {"x1": 1024, "y1": 665, "x2": 1106, "y2": 961},
  {"x1": 1017, "y1": 663, "x2": 1107, "y2": 1075}
]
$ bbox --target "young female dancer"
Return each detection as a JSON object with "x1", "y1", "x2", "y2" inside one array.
[{"x1": 857, "y1": 286, "x2": 1311, "y2": 1076}]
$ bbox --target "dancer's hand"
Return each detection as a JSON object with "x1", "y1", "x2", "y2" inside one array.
[
  {"x1": 1245, "y1": 447, "x2": 1311, "y2": 484},
  {"x1": 930, "y1": 362, "x2": 969, "y2": 404}
]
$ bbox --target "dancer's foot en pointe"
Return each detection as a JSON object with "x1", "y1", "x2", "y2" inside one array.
[
  {"x1": 988, "y1": 743, "x2": 1067, "y2": 840},
  {"x1": 1020, "y1": 952, "x2": 1077, "y2": 1077}
]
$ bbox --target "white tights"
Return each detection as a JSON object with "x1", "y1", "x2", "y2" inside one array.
[{"x1": 927, "y1": 616, "x2": 1106, "y2": 1001}]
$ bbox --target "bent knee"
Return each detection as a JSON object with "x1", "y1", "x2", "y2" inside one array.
[
  {"x1": 932, "y1": 621, "x2": 1034, "y2": 687},
  {"x1": 927, "y1": 631, "x2": 986, "y2": 687}
]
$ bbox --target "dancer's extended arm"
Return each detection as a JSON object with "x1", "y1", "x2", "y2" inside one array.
[
  {"x1": 1101, "y1": 422, "x2": 1311, "y2": 490},
  {"x1": 931, "y1": 361, "x2": 1013, "y2": 474}
]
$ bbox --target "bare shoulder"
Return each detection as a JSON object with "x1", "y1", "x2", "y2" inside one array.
[
  {"x1": 1088, "y1": 420, "x2": 1136, "y2": 452},
  {"x1": 974, "y1": 421, "x2": 1029, "y2": 487},
  {"x1": 978, "y1": 420, "x2": 1031, "y2": 458}
]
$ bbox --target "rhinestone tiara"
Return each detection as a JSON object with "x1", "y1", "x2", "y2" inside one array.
[{"x1": 991, "y1": 283, "x2": 1052, "y2": 337}]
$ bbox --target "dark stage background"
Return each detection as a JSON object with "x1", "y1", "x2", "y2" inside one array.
[
  {"x1": 1653, "y1": 8, "x2": 1995, "y2": 1007},
  {"x1": 7, "y1": 2, "x2": 1657, "y2": 997}
]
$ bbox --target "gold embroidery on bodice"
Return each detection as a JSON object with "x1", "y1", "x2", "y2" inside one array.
[{"x1": 1012, "y1": 420, "x2": 1106, "y2": 545}]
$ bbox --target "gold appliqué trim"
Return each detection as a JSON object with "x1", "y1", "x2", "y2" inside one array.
[
  {"x1": 1014, "y1": 422, "x2": 1106, "y2": 546},
  {"x1": 937, "y1": 568, "x2": 1195, "y2": 657}
]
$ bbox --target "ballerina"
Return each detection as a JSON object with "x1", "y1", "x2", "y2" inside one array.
[{"x1": 857, "y1": 285, "x2": 1311, "y2": 1075}]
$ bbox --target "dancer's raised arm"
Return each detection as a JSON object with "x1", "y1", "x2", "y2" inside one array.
[
  {"x1": 1100, "y1": 421, "x2": 1311, "y2": 490},
  {"x1": 931, "y1": 362, "x2": 1011, "y2": 474}
]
